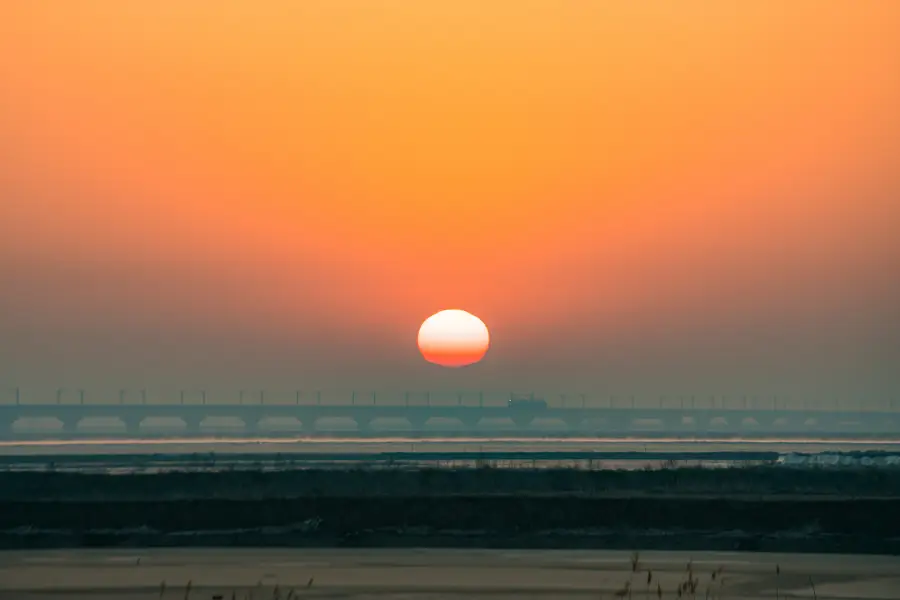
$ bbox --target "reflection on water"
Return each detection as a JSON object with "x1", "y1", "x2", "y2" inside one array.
[
  {"x1": 1, "y1": 435, "x2": 898, "y2": 455},
  {"x1": 3, "y1": 434, "x2": 900, "y2": 445}
]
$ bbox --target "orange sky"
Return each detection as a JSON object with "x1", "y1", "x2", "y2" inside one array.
[{"x1": 1, "y1": 2, "x2": 899, "y2": 402}]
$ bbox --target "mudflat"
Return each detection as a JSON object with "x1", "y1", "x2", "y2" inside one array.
[{"x1": 1, "y1": 548, "x2": 898, "y2": 599}]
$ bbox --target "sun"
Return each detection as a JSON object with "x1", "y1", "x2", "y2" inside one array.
[{"x1": 417, "y1": 309, "x2": 490, "y2": 368}]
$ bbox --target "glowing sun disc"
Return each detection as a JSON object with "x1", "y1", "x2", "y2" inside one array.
[{"x1": 417, "y1": 309, "x2": 490, "y2": 368}]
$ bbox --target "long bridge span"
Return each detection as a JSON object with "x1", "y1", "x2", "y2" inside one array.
[{"x1": 0, "y1": 389, "x2": 898, "y2": 438}]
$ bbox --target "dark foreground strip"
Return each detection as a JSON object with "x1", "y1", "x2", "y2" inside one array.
[{"x1": 2, "y1": 496, "x2": 899, "y2": 554}]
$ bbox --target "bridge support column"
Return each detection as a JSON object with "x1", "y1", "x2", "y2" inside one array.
[
  {"x1": 244, "y1": 410, "x2": 267, "y2": 434},
  {"x1": 183, "y1": 418, "x2": 204, "y2": 434},
  {"x1": 511, "y1": 416, "x2": 534, "y2": 429},
  {"x1": 300, "y1": 416, "x2": 319, "y2": 434},
  {"x1": 0, "y1": 416, "x2": 15, "y2": 436},
  {"x1": 459, "y1": 416, "x2": 480, "y2": 429},
  {"x1": 769, "y1": 416, "x2": 792, "y2": 430},
  {"x1": 601, "y1": 416, "x2": 630, "y2": 432},
  {"x1": 707, "y1": 416, "x2": 745, "y2": 435},
  {"x1": 736, "y1": 417, "x2": 761, "y2": 434},
  {"x1": 407, "y1": 417, "x2": 428, "y2": 432},
  {"x1": 121, "y1": 418, "x2": 143, "y2": 434},
  {"x1": 686, "y1": 414, "x2": 714, "y2": 433},
  {"x1": 703, "y1": 416, "x2": 728, "y2": 433},
  {"x1": 662, "y1": 415, "x2": 689, "y2": 432},
  {"x1": 58, "y1": 418, "x2": 79, "y2": 434},
  {"x1": 564, "y1": 417, "x2": 582, "y2": 430}
]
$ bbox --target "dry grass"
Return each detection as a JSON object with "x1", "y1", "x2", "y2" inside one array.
[
  {"x1": 153, "y1": 552, "x2": 827, "y2": 600},
  {"x1": 775, "y1": 563, "x2": 780, "y2": 600},
  {"x1": 152, "y1": 572, "x2": 311, "y2": 600},
  {"x1": 611, "y1": 552, "x2": 802, "y2": 599}
]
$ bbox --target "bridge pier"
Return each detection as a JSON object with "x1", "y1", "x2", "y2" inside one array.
[
  {"x1": 183, "y1": 417, "x2": 204, "y2": 433},
  {"x1": 807, "y1": 414, "x2": 833, "y2": 431},
  {"x1": 407, "y1": 416, "x2": 428, "y2": 431},
  {"x1": 244, "y1": 409, "x2": 269, "y2": 433},
  {"x1": 703, "y1": 416, "x2": 742, "y2": 434},
  {"x1": 687, "y1": 413, "x2": 715, "y2": 432},
  {"x1": 563, "y1": 417, "x2": 582, "y2": 430},
  {"x1": 58, "y1": 418, "x2": 80, "y2": 434},
  {"x1": 599, "y1": 416, "x2": 630, "y2": 432},
  {"x1": 459, "y1": 416, "x2": 481, "y2": 429},
  {"x1": 0, "y1": 415, "x2": 15, "y2": 433},
  {"x1": 769, "y1": 416, "x2": 793, "y2": 430},
  {"x1": 121, "y1": 417, "x2": 143, "y2": 434},
  {"x1": 662, "y1": 415, "x2": 689, "y2": 433},
  {"x1": 510, "y1": 416, "x2": 534, "y2": 429}
]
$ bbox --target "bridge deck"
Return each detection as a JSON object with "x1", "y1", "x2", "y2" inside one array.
[{"x1": 0, "y1": 402, "x2": 896, "y2": 438}]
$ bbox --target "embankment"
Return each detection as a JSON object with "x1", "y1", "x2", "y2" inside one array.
[{"x1": 2, "y1": 467, "x2": 899, "y2": 553}]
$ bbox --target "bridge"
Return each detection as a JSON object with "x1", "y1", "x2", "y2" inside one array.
[{"x1": 0, "y1": 389, "x2": 897, "y2": 438}]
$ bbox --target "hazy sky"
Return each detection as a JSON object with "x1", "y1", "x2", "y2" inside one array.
[{"x1": 1, "y1": 2, "x2": 899, "y2": 406}]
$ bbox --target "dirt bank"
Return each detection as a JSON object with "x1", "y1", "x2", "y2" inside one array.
[
  {"x1": 3, "y1": 465, "x2": 900, "y2": 500},
  {"x1": 3, "y1": 467, "x2": 899, "y2": 553}
]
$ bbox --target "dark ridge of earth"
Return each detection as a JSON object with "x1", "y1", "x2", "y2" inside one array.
[
  {"x1": 4, "y1": 465, "x2": 900, "y2": 500},
  {"x1": 3, "y1": 495, "x2": 900, "y2": 554}
]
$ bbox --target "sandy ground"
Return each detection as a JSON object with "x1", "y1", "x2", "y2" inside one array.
[{"x1": 0, "y1": 548, "x2": 898, "y2": 599}]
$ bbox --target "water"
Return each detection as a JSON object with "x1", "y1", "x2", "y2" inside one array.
[{"x1": 2, "y1": 434, "x2": 899, "y2": 452}]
